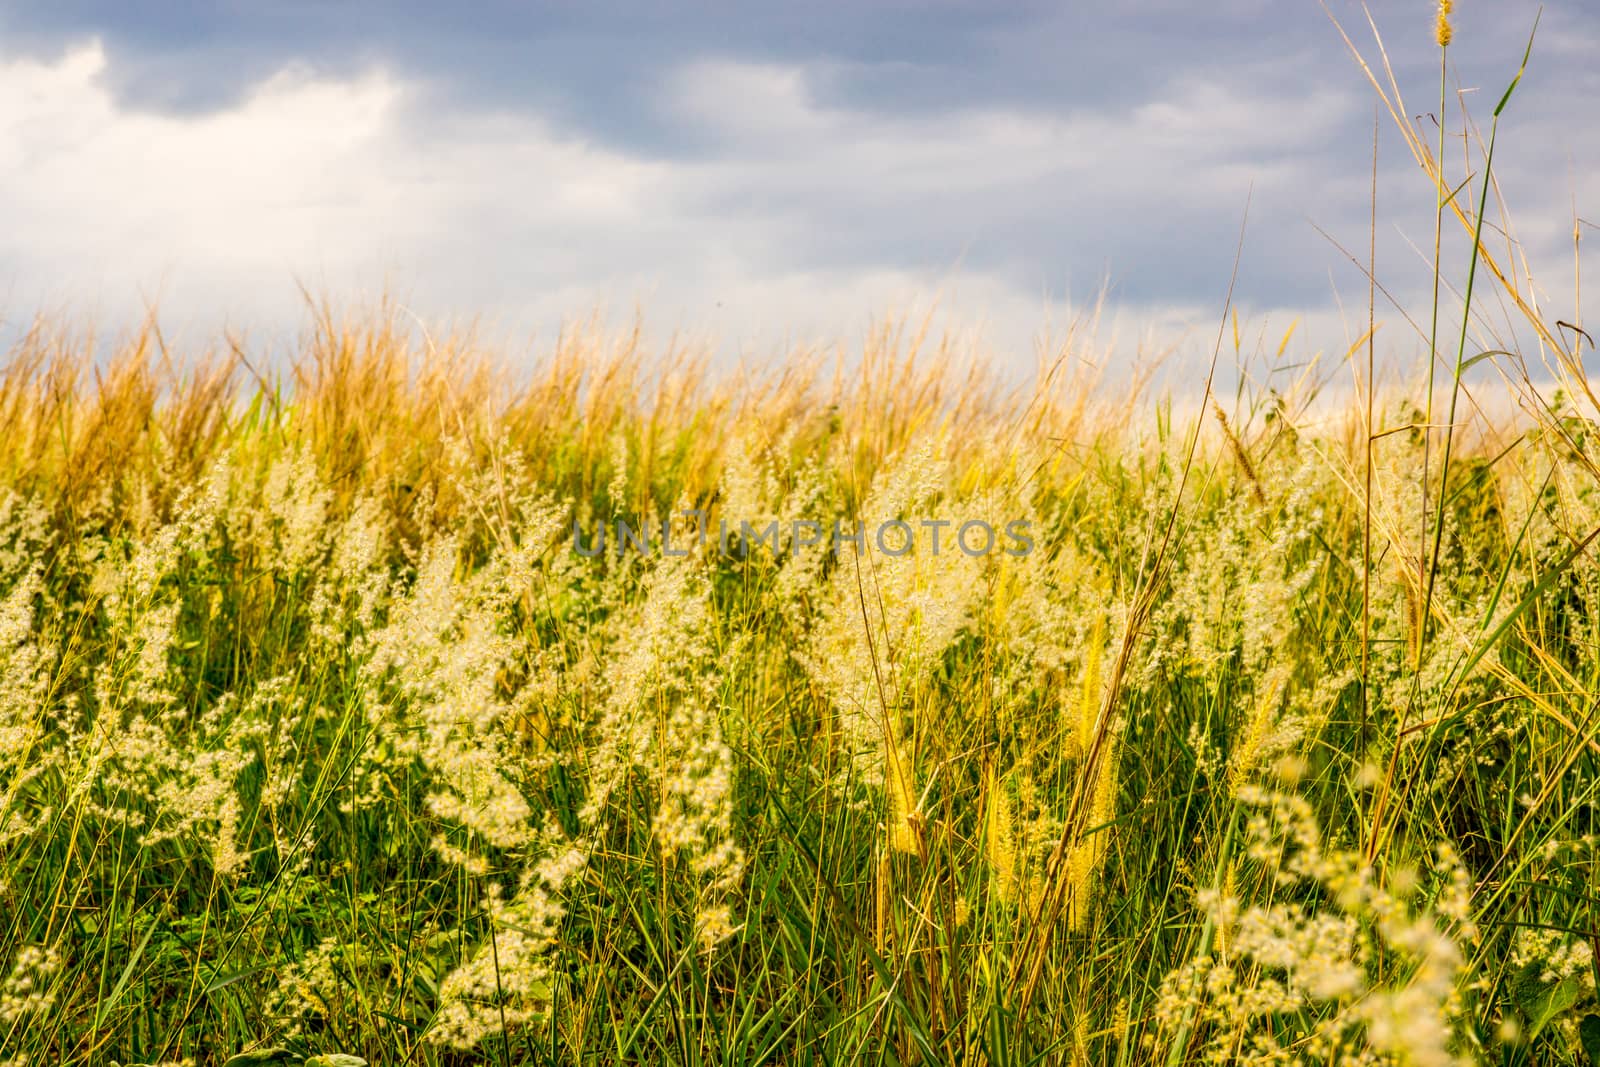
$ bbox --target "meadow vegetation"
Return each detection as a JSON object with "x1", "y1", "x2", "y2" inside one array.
[{"x1": 2, "y1": 5, "x2": 1599, "y2": 1065}]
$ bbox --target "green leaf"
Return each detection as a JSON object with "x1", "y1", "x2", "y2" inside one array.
[
  {"x1": 1492, "y1": 12, "x2": 1540, "y2": 117},
  {"x1": 1580, "y1": 1014, "x2": 1600, "y2": 1066},
  {"x1": 221, "y1": 1050, "x2": 302, "y2": 1067},
  {"x1": 203, "y1": 962, "x2": 278, "y2": 994},
  {"x1": 1512, "y1": 962, "x2": 1585, "y2": 1040},
  {"x1": 304, "y1": 1056, "x2": 368, "y2": 1067},
  {"x1": 95, "y1": 919, "x2": 159, "y2": 1027},
  {"x1": 1459, "y1": 348, "x2": 1513, "y2": 374}
]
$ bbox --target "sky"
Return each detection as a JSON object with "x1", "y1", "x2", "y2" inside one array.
[{"x1": 0, "y1": 1, "x2": 1595, "y2": 389}]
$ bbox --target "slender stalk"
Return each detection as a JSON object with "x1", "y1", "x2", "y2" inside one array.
[
  {"x1": 1418, "y1": 43, "x2": 1449, "y2": 671},
  {"x1": 1362, "y1": 106, "x2": 1377, "y2": 748}
]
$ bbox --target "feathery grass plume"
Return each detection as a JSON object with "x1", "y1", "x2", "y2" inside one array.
[
  {"x1": 649, "y1": 624, "x2": 747, "y2": 945},
  {"x1": 770, "y1": 452, "x2": 837, "y2": 629},
  {"x1": 573, "y1": 519, "x2": 748, "y2": 951},
  {"x1": 884, "y1": 719, "x2": 921, "y2": 855},
  {"x1": 1064, "y1": 615, "x2": 1119, "y2": 929},
  {"x1": 1071, "y1": 1010, "x2": 1092, "y2": 1067},
  {"x1": 649, "y1": 561, "x2": 748, "y2": 949},
  {"x1": 1156, "y1": 789, "x2": 1477, "y2": 1065},
  {"x1": 1212, "y1": 401, "x2": 1265, "y2": 505},
  {"x1": 1435, "y1": 0, "x2": 1454, "y2": 48},
  {"x1": 1065, "y1": 744, "x2": 1119, "y2": 931},
  {"x1": 250, "y1": 443, "x2": 334, "y2": 576},
  {"x1": 362, "y1": 532, "x2": 533, "y2": 865},
  {"x1": 0, "y1": 560, "x2": 52, "y2": 805},
  {"x1": 605, "y1": 425, "x2": 632, "y2": 516},
  {"x1": 985, "y1": 763, "x2": 1020, "y2": 904},
  {"x1": 0, "y1": 944, "x2": 62, "y2": 1025},
  {"x1": 139, "y1": 738, "x2": 253, "y2": 876},
  {"x1": 716, "y1": 430, "x2": 783, "y2": 543},
  {"x1": 580, "y1": 535, "x2": 713, "y2": 819},
  {"x1": 304, "y1": 492, "x2": 393, "y2": 648},
  {"x1": 267, "y1": 935, "x2": 363, "y2": 1039},
  {"x1": 796, "y1": 435, "x2": 984, "y2": 848},
  {"x1": 1226, "y1": 661, "x2": 1293, "y2": 796},
  {"x1": 427, "y1": 858, "x2": 576, "y2": 1050},
  {"x1": 1070, "y1": 615, "x2": 1106, "y2": 762}
]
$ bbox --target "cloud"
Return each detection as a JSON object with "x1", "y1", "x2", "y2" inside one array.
[
  {"x1": 0, "y1": 41, "x2": 677, "y2": 343},
  {"x1": 0, "y1": 40, "x2": 1244, "y2": 370},
  {"x1": 0, "y1": 15, "x2": 1593, "y2": 397}
]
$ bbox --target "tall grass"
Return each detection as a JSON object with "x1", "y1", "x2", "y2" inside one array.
[{"x1": 3, "y1": 8, "x2": 1599, "y2": 1066}]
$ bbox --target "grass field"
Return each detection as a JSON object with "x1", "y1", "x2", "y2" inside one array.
[{"x1": 4, "y1": 7, "x2": 1600, "y2": 1066}]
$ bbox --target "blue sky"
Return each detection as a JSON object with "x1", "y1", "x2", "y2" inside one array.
[{"x1": 0, "y1": 1, "x2": 1594, "y2": 385}]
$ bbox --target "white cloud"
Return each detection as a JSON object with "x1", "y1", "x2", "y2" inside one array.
[{"x1": 0, "y1": 41, "x2": 672, "y2": 343}]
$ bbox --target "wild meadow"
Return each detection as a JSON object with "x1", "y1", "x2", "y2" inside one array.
[{"x1": 3, "y1": 6, "x2": 1600, "y2": 1066}]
